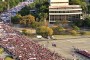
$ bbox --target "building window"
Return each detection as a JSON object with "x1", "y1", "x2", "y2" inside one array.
[
  {"x1": 50, "y1": 15, "x2": 55, "y2": 21},
  {"x1": 49, "y1": 10, "x2": 81, "y2": 13}
]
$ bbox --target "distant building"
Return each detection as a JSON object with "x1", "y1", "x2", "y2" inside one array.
[
  {"x1": 85, "y1": 0, "x2": 90, "y2": 4},
  {"x1": 49, "y1": 0, "x2": 82, "y2": 23}
]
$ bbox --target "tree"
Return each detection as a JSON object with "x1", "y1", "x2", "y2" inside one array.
[
  {"x1": 5, "y1": 0, "x2": 25, "y2": 8},
  {"x1": 0, "y1": 1, "x2": 7, "y2": 12},
  {"x1": 29, "y1": 0, "x2": 49, "y2": 21},
  {"x1": 39, "y1": 13, "x2": 48, "y2": 25},
  {"x1": 69, "y1": 0, "x2": 87, "y2": 12},
  {"x1": 18, "y1": 0, "x2": 49, "y2": 22},
  {"x1": 18, "y1": 6, "x2": 30, "y2": 16},
  {"x1": 72, "y1": 25, "x2": 80, "y2": 31},
  {"x1": 84, "y1": 16, "x2": 90, "y2": 27},
  {"x1": 0, "y1": 0, "x2": 25, "y2": 12},
  {"x1": 61, "y1": 20, "x2": 68, "y2": 26},
  {"x1": 36, "y1": 26, "x2": 53, "y2": 37},
  {"x1": 11, "y1": 14, "x2": 22, "y2": 24},
  {"x1": 70, "y1": 30, "x2": 77, "y2": 35},
  {"x1": 20, "y1": 15, "x2": 35, "y2": 27},
  {"x1": 87, "y1": 4, "x2": 90, "y2": 13}
]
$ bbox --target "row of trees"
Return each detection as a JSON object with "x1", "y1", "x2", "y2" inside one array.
[
  {"x1": 69, "y1": 0, "x2": 90, "y2": 27},
  {"x1": 12, "y1": 0, "x2": 49, "y2": 29},
  {"x1": 11, "y1": 14, "x2": 45, "y2": 28},
  {"x1": 69, "y1": 0, "x2": 87, "y2": 12},
  {"x1": 70, "y1": 0, "x2": 90, "y2": 14},
  {"x1": 0, "y1": 0, "x2": 25, "y2": 12},
  {"x1": 0, "y1": 1, "x2": 7, "y2": 12},
  {"x1": 18, "y1": 0, "x2": 49, "y2": 22}
]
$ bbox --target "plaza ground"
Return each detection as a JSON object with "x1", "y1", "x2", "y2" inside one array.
[{"x1": 33, "y1": 35, "x2": 90, "y2": 60}]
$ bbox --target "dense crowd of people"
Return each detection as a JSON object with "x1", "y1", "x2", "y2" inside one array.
[
  {"x1": 74, "y1": 48, "x2": 90, "y2": 58},
  {"x1": 0, "y1": 22, "x2": 65, "y2": 60}
]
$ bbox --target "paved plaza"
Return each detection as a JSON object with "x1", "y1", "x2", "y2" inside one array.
[{"x1": 37, "y1": 36, "x2": 90, "y2": 60}]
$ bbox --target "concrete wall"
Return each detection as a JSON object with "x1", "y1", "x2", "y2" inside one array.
[
  {"x1": 50, "y1": 3, "x2": 69, "y2": 6},
  {"x1": 50, "y1": 0, "x2": 69, "y2": 6},
  {"x1": 50, "y1": 0, "x2": 69, "y2": 2}
]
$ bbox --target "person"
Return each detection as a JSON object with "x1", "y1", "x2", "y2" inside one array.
[{"x1": 52, "y1": 42, "x2": 56, "y2": 47}]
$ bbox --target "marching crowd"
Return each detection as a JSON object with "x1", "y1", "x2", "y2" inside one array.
[{"x1": 0, "y1": 22, "x2": 65, "y2": 60}]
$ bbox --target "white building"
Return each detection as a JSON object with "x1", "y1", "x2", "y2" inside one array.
[{"x1": 49, "y1": 0, "x2": 82, "y2": 23}]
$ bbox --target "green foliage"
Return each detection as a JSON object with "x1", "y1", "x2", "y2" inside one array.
[
  {"x1": 70, "y1": 30, "x2": 77, "y2": 35},
  {"x1": 36, "y1": 26, "x2": 53, "y2": 37},
  {"x1": 29, "y1": 0, "x2": 49, "y2": 21},
  {"x1": 69, "y1": 0, "x2": 87, "y2": 12},
  {"x1": 84, "y1": 16, "x2": 90, "y2": 27},
  {"x1": 22, "y1": 29, "x2": 27, "y2": 35},
  {"x1": 31, "y1": 22, "x2": 44, "y2": 28},
  {"x1": 51, "y1": 26, "x2": 67, "y2": 35},
  {"x1": 18, "y1": 6, "x2": 30, "y2": 16},
  {"x1": 0, "y1": 48, "x2": 4, "y2": 54},
  {"x1": 79, "y1": 31, "x2": 86, "y2": 35},
  {"x1": 0, "y1": 1, "x2": 7, "y2": 12},
  {"x1": 20, "y1": 14, "x2": 35, "y2": 27},
  {"x1": 72, "y1": 19, "x2": 84, "y2": 27},
  {"x1": 87, "y1": 5, "x2": 90, "y2": 13},
  {"x1": 4, "y1": 56, "x2": 13, "y2": 60},
  {"x1": 11, "y1": 14, "x2": 22, "y2": 24},
  {"x1": 74, "y1": 16, "x2": 90, "y2": 27},
  {"x1": 72, "y1": 25, "x2": 80, "y2": 31},
  {"x1": 17, "y1": 0, "x2": 49, "y2": 22},
  {"x1": 0, "y1": 0, "x2": 25, "y2": 12},
  {"x1": 59, "y1": 27, "x2": 65, "y2": 32},
  {"x1": 6, "y1": 0, "x2": 25, "y2": 8}
]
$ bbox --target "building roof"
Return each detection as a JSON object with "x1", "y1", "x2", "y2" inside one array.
[{"x1": 49, "y1": 5, "x2": 81, "y2": 9}]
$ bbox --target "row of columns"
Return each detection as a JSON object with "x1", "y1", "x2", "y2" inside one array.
[{"x1": 49, "y1": 14, "x2": 81, "y2": 22}]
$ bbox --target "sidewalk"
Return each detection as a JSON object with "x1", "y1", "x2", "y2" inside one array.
[{"x1": 32, "y1": 35, "x2": 90, "y2": 42}]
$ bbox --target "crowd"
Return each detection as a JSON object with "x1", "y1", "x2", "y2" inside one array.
[
  {"x1": 0, "y1": 22, "x2": 66, "y2": 60},
  {"x1": 74, "y1": 48, "x2": 90, "y2": 58}
]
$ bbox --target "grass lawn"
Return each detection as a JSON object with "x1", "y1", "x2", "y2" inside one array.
[
  {"x1": 53, "y1": 35, "x2": 81, "y2": 40},
  {"x1": 85, "y1": 31, "x2": 90, "y2": 35},
  {"x1": 0, "y1": 48, "x2": 14, "y2": 60},
  {"x1": 0, "y1": 48, "x2": 4, "y2": 54},
  {"x1": 4, "y1": 56, "x2": 13, "y2": 60}
]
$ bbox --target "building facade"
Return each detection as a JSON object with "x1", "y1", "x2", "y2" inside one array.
[{"x1": 49, "y1": 0, "x2": 82, "y2": 23}]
